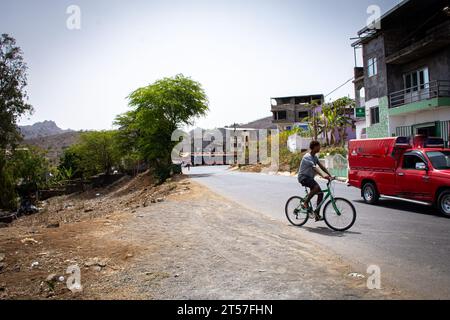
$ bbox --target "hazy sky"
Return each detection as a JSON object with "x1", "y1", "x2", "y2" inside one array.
[{"x1": 1, "y1": 0, "x2": 400, "y2": 130}]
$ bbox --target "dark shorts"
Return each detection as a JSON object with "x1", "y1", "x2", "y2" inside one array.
[{"x1": 298, "y1": 176, "x2": 319, "y2": 189}]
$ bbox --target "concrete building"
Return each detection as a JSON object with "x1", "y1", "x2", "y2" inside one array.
[
  {"x1": 189, "y1": 127, "x2": 261, "y2": 165},
  {"x1": 271, "y1": 94, "x2": 357, "y2": 145},
  {"x1": 271, "y1": 94, "x2": 324, "y2": 132},
  {"x1": 352, "y1": 0, "x2": 450, "y2": 143}
]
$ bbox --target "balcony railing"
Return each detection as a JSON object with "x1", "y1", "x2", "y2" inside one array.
[{"x1": 389, "y1": 80, "x2": 450, "y2": 109}]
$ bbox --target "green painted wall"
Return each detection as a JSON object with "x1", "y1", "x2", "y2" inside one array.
[
  {"x1": 366, "y1": 96, "x2": 390, "y2": 138},
  {"x1": 389, "y1": 97, "x2": 450, "y2": 116},
  {"x1": 330, "y1": 168, "x2": 348, "y2": 178}
]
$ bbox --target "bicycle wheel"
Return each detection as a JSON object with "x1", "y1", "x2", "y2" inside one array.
[
  {"x1": 323, "y1": 198, "x2": 356, "y2": 232},
  {"x1": 285, "y1": 196, "x2": 309, "y2": 227}
]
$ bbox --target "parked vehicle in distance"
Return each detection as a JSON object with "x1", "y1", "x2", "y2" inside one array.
[{"x1": 348, "y1": 135, "x2": 450, "y2": 217}]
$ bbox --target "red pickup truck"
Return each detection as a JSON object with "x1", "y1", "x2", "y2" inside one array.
[{"x1": 348, "y1": 135, "x2": 450, "y2": 217}]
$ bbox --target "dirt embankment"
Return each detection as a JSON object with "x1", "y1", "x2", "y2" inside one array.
[
  {"x1": 0, "y1": 171, "x2": 190, "y2": 299},
  {"x1": 0, "y1": 171, "x2": 410, "y2": 300}
]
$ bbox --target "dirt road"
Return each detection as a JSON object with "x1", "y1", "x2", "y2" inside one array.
[{"x1": 0, "y1": 176, "x2": 411, "y2": 299}]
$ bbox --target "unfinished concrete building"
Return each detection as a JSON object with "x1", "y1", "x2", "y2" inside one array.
[{"x1": 271, "y1": 94, "x2": 324, "y2": 132}]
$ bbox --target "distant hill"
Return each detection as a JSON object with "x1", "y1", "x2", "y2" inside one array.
[
  {"x1": 23, "y1": 131, "x2": 81, "y2": 165},
  {"x1": 236, "y1": 116, "x2": 277, "y2": 130},
  {"x1": 19, "y1": 120, "x2": 73, "y2": 140}
]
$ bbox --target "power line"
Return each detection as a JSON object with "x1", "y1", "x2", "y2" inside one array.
[{"x1": 325, "y1": 77, "x2": 355, "y2": 98}]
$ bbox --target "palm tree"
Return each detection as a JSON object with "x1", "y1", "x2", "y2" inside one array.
[
  {"x1": 321, "y1": 104, "x2": 335, "y2": 146},
  {"x1": 330, "y1": 97, "x2": 355, "y2": 147},
  {"x1": 299, "y1": 98, "x2": 355, "y2": 147},
  {"x1": 301, "y1": 100, "x2": 325, "y2": 142},
  {"x1": 319, "y1": 98, "x2": 355, "y2": 147}
]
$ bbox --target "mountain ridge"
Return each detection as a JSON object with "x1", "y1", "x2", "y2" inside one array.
[
  {"x1": 224, "y1": 116, "x2": 276, "y2": 130},
  {"x1": 19, "y1": 120, "x2": 73, "y2": 140}
]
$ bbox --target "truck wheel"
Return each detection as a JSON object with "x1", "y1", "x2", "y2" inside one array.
[
  {"x1": 362, "y1": 182, "x2": 379, "y2": 205},
  {"x1": 438, "y1": 191, "x2": 450, "y2": 217}
]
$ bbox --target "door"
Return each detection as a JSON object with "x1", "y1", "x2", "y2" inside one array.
[
  {"x1": 396, "y1": 153, "x2": 432, "y2": 201},
  {"x1": 417, "y1": 126, "x2": 436, "y2": 137},
  {"x1": 404, "y1": 67, "x2": 430, "y2": 103},
  {"x1": 418, "y1": 68, "x2": 430, "y2": 100}
]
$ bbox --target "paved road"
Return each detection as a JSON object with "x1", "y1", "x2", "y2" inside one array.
[{"x1": 186, "y1": 166, "x2": 450, "y2": 299}]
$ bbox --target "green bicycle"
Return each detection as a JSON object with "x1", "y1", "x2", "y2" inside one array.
[{"x1": 285, "y1": 178, "x2": 356, "y2": 232}]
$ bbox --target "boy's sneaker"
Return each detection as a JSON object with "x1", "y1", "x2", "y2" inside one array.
[{"x1": 314, "y1": 211, "x2": 324, "y2": 222}]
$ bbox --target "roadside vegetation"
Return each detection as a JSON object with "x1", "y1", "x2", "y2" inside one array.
[
  {"x1": 241, "y1": 98, "x2": 353, "y2": 174},
  {"x1": 1, "y1": 32, "x2": 350, "y2": 211},
  {"x1": 1, "y1": 34, "x2": 34, "y2": 211},
  {"x1": 0, "y1": 34, "x2": 209, "y2": 212}
]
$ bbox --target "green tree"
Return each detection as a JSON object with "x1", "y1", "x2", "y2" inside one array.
[
  {"x1": 318, "y1": 97, "x2": 355, "y2": 147},
  {"x1": 333, "y1": 97, "x2": 355, "y2": 147},
  {"x1": 0, "y1": 34, "x2": 33, "y2": 210},
  {"x1": 113, "y1": 110, "x2": 142, "y2": 174},
  {"x1": 0, "y1": 34, "x2": 33, "y2": 149},
  {"x1": 58, "y1": 148, "x2": 82, "y2": 179},
  {"x1": 300, "y1": 97, "x2": 354, "y2": 147},
  {"x1": 322, "y1": 104, "x2": 339, "y2": 146},
  {"x1": 10, "y1": 146, "x2": 50, "y2": 188},
  {"x1": 0, "y1": 147, "x2": 50, "y2": 210},
  {"x1": 64, "y1": 131, "x2": 120, "y2": 178},
  {"x1": 0, "y1": 156, "x2": 17, "y2": 210},
  {"x1": 321, "y1": 106, "x2": 333, "y2": 145},
  {"x1": 119, "y1": 74, "x2": 209, "y2": 181},
  {"x1": 301, "y1": 100, "x2": 325, "y2": 142}
]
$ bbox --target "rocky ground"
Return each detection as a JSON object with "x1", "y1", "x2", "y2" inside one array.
[{"x1": 0, "y1": 172, "x2": 411, "y2": 300}]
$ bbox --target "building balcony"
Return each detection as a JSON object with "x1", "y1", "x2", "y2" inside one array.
[
  {"x1": 389, "y1": 80, "x2": 450, "y2": 116},
  {"x1": 271, "y1": 104, "x2": 296, "y2": 112}
]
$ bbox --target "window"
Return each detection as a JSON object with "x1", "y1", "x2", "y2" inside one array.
[
  {"x1": 427, "y1": 151, "x2": 450, "y2": 170},
  {"x1": 370, "y1": 107, "x2": 380, "y2": 125},
  {"x1": 367, "y1": 57, "x2": 378, "y2": 77},
  {"x1": 404, "y1": 67, "x2": 429, "y2": 92},
  {"x1": 402, "y1": 154, "x2": 426, "y2": 170},
  {"x1": 359, "y1": 87, "x2": 366, "y2": 101},
  {"x1": 361, "y1": 128, "x2": 367, "y2": 139},
  {"x1": 274, "y1": 111, "x2": 287, "y2": 120},
  {"x1": 277, "y1": 111, "x2": 287, "y2": 120},
  {"x1": 298, "y1": 111, "x2": 309, "y2": 120}
]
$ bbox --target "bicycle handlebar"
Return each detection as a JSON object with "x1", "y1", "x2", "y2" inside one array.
[{"x1": 326, "y1": 177, "x2": 337, "y2": 185}]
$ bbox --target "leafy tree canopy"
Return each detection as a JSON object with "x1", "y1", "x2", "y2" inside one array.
[
  {"x1": 117, "y1": 74, "x2": 209, "y2": 180},
  {"x1": 63, "y1": 131, "x2": 120, "y2": 178},
  {"x1": 0, "y1": 34, "x2": 34, "y2": 210},
  {"x1": 0, "y1": 34, "x2": 33, "y2": 149}
]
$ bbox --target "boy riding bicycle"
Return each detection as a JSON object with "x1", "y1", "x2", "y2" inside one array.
[{"x1": 298, "y1": 141, "x2": 333, "y2": 221}]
